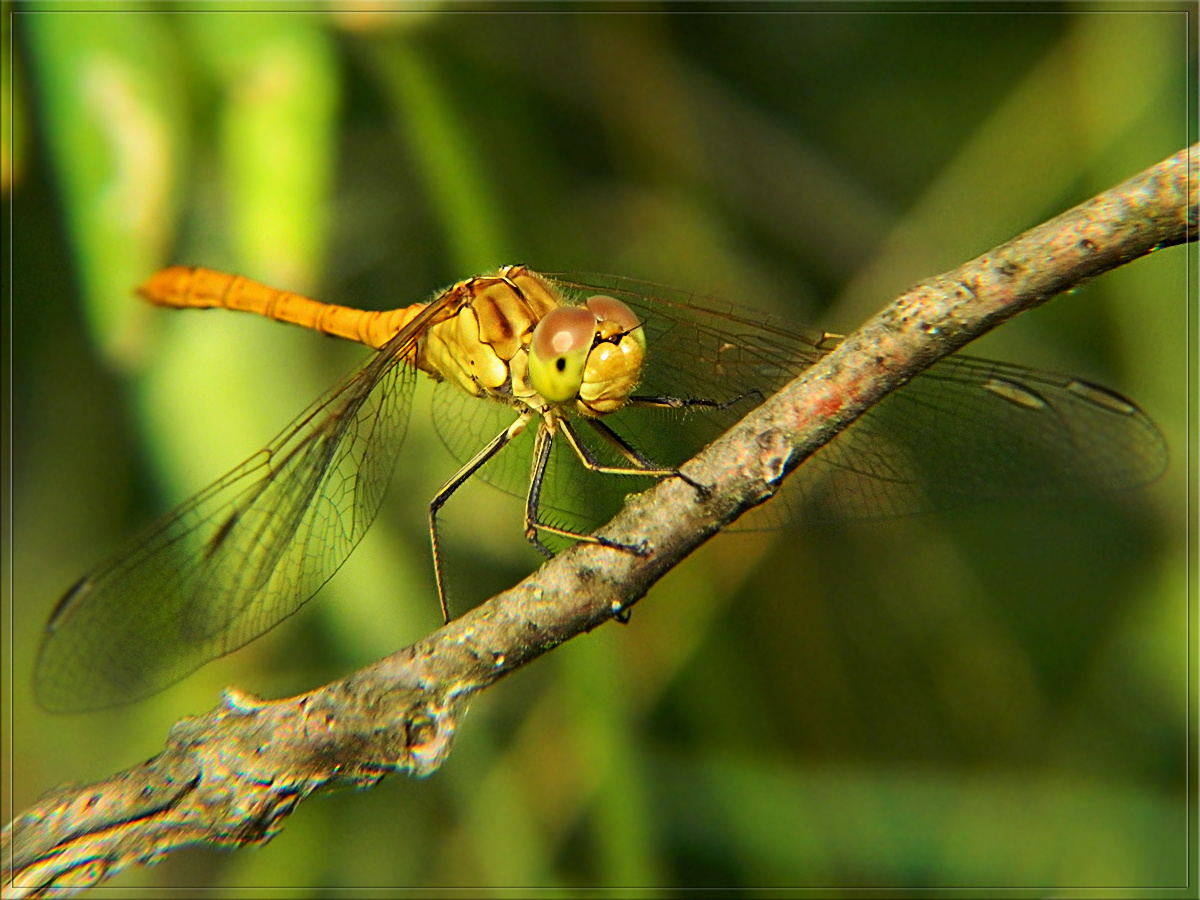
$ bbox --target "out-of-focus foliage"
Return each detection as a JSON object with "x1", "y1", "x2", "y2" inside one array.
[{"x1": 7, "y1": 4, "x2": 1193, "y2": 894}]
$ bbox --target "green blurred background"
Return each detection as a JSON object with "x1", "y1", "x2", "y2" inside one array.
[{"x1": 5, "y1": 3, "x2": 1194, "y2": 894}]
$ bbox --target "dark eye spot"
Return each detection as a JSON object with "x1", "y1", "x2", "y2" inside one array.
[{"x1": 556, "y1": 358, "x2": 566, "y2": 371}]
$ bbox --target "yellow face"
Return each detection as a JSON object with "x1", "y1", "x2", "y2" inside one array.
[{"x1": 527, "y1": 294, "x2": 646, "y2": 417}]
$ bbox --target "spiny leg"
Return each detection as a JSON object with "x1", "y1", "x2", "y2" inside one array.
[
  {"x1": 561, "y1": 418, "x2": 677, "y2": 477},
  {"x1": 430, "y1": 413, "x2": 531, "y2": 622},
  {"x1": 545, "y1": 388, "x2": 764, "y2": 509},
  {"x1": 580, "y1": 417, "x2": 710, "y2": 499},
  {"x1": 628, "y1": 389, "x2": 765, "y2": 413},
  {"x1": 619, "y1": 389, "x2": 766, "y2": 496},
  {"x1": 522, "y1": 422, "x2": 650, "y2": 558},
  {"x1": 523, "y1": 409, "x2": 715, "y2": 553}
]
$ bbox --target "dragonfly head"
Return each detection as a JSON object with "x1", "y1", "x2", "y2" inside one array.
[{"x1": 528, "y1": 295, "x2": 645, "y2": 415}]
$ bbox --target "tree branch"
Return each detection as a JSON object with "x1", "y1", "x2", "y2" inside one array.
[{"x1": 5, "y1": 144, "x2": 1194, "y2": 898}]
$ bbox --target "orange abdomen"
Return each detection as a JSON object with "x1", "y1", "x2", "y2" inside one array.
[{"x1": 138, "y1": 266, "x2": 425, "y2": 350}]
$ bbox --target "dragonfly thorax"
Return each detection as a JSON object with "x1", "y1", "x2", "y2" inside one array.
[{"x1": 418, "y1": 267, "x2": 645, "y2": 419}]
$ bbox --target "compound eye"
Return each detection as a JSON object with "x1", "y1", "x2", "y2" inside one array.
[
  {"x1": 585, "y1": 295, "x2": 640, "y2": 334},
  {"x1": 529, "y1": 306, "x2": 598, "y2": 403}
]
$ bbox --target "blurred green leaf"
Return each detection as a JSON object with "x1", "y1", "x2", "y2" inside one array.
[
  {"x1": 23, "y1": 9, "x2": 184, "y2": 365},
  {"x1": 182, "y1": 12, "x2": 340, "y2": 289},
  {"x1": 658, "y1": 755, "x2": 1185, "y2": 887},
  {"x1": 368, "y1": 38, "x2": 509, "y2": 274}
]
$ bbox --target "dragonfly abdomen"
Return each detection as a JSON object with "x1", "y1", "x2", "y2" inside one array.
[{"x1": 138, "y1": 266, "x2": 426, "y2": 350}]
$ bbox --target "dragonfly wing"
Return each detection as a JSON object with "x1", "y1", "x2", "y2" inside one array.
[
  {"x1": 430, "y1": 380, "x2": 530, "y2": 501},
  {"x1": 771, "y1": 353, "x2": 1169, "y2": 527},
  {"x1": 547, "y1": 274, "x2": 1167, "y2": 527},
  {"x1": 35, "y1": 339, "x2": 418, "y2": 713}
]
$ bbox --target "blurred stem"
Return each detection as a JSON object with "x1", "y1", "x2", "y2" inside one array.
[{"x1": 368, "y1": 39, "x2": 509, "y2": 275}]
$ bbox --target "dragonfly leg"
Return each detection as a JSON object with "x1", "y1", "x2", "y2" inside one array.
[
  {"x1": 523, "y1": 422, "x2": 651, "y2": 560},
  {"x1": 571, "y1": 417, "x2": 716, "y2": 499},
  {"x1": 619, "y1": 391, "x2": 764, "y2": 498},
  {"x1": 628, "y1": 390, "x2": 764, "y2": 412},
  {"x1": 563, "y1": 418, "x2": 677, "y2": 477},
  {"x1": 430, "y1": 413, "x2": 532, "y2": 622}
]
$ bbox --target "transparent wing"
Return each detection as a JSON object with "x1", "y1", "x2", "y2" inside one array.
[
  {"x1": 35, "y1": 329, "x2": 422, "y2": 713},
  {"x1": 432, "y1": 273, "x2": 1166, "y2": 534}
]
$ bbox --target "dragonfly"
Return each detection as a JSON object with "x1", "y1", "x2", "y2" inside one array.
[{"x1": 34, "y1": 265, "x2": 1168, "y2": 712}]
